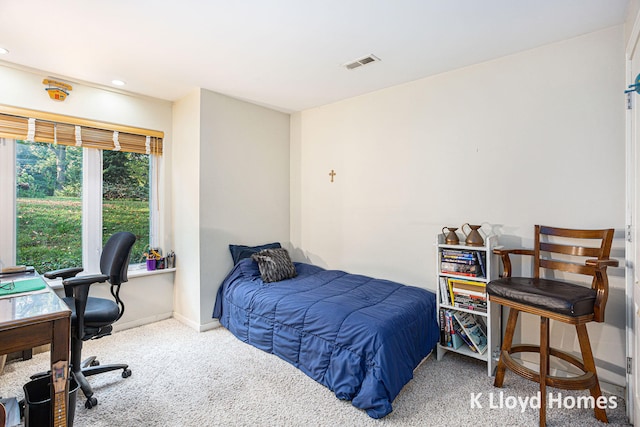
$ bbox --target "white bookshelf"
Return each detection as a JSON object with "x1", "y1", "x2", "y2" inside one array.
[{"x1": 435, "y1": 233, "x2": 501, "y2": 376}]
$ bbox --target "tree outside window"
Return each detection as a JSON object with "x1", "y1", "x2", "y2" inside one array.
[{"x1": 16, "y1": 140, "x2": 151, "y2": 273}]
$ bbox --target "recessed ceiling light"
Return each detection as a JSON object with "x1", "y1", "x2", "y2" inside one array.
[
  {"x1": 111, "y1": 79, "x2": 126, "y2": 86},
  {"x1": 0, "y1": 48, "x2": 9, "y2": 55}
]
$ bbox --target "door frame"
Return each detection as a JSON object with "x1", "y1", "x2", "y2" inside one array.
[{"x1": 625, "y1": 10, "x2": 640, "y2": 426}]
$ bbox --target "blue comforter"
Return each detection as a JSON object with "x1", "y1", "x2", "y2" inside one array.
[{"x1": 213, "y1": 259, "x2": 439, "y2": 418}]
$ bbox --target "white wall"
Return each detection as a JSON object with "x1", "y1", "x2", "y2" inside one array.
[
  {"x1": 171, "y1": 89, "x2": 202, "y2": 329},
  {"x1": 172, "y1": 88, "x2": 290, "y2": 330},
  {"x1": 199, "y1": 89, "x2": 290, "y2": 328},
  {"x1": 627, "y1": 0, "x2": 640, "y2": 46},
  {"x1": 0, "y1": 63, "x2": 175, "y2": 330},
  {"x1": 291, "y1": 26, "x2": 626, "y2": 386}
]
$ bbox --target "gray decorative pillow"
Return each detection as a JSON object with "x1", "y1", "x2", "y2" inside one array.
[{"x1": 251, "y1": 248, "x2": 297, "y2": 283}]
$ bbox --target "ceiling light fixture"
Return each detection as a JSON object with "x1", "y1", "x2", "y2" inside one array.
[
  {"x1": 0, "y1": 47, "x2": 9, "y2": 55},
  {"x1": 111, "y1": 79, "x2": 126, "y2": 86}
]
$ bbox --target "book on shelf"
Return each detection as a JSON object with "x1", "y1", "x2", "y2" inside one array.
[
  {"x1": 440, "y1": 262, "x2": 481, "y2": 275},
  {"x1": 448, "y1": 277, "x2": 486, "y2": 292},
  {"x1": 446, "y1": 311, "x2": 464, "y2": 349},
  {"x1": 439, "y1": 309, "x2": 454, "y2": 347},
  {"x1": 454, "y1": 303, "x2": 487, "y2": 313},
  {"x1": 439, "y1": 309, "x2": 446, "y2": 345},
  {"x1": 450, "y1": 312, "x2": 477, "y2": 352},
  {"x1": 440, "y1": 249, "x2": 486, "y2": 278},
  {"x1": 476, "y1": 251, "x2": 486, "y2": 277},
  {"x1": 439, "y1": 309, "x2": 478, "y2": 353},
  {"x1": 440, "y1": 257, "x2": 477, "y2": 265},
  {"x1": 452, "y1": 293, "x2": 487, "y2": 303},
  {"x1": 452, "y1": 311, "x2": 488, "y2": 354},
  {"x1": 441, "y1": 249, "x2": 476, "y2": 258},
  {"x1": 447, "y1": 278, "x2": 487, "y2": 312},
  {"x1": 439, "y1": 277, "x2": 451, "y2": 305},
  {"x1": 452, "y1": 286, "x2": 485, "y2": 298}
]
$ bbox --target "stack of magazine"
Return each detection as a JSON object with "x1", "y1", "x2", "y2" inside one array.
[{"x1": 439, "y1": 309, "x2": 488, "y2": 354}]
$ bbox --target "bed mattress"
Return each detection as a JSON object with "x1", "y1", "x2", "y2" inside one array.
[{"x1": 213, "y1": 259, "x2": 439, "y2": 418}]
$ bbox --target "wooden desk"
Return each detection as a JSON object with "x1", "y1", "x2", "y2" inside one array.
[{"x1": 0, "y1": 272, "x2": 71, "y2": 426}]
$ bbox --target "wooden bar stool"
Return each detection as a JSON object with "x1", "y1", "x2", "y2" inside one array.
[{"x1": 487, "y1": 225, "x2": 617, "y2": 427}]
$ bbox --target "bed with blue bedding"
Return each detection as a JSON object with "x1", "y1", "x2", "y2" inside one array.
[{"x1": 212, "y1": 252, "x2": 439, "y2": 419}]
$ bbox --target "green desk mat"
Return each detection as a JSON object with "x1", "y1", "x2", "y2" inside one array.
[{"x1": 0, "y1": 277, "x2": 46, "y2": 296}]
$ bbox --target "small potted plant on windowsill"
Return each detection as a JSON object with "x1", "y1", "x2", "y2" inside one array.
[{"x1": 143, "y1": 248, "x2": 162, "y2": 271}]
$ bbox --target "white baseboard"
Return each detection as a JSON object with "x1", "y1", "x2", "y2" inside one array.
[
  {"x1": 199, "y1": 319, "x2": 221, "y2": 332},
  {"x1": 113, "y1": 312, "x2": 173, "y2": 333},
  {"x1": 172, "y1": 311, "x2": 198, "y2": 330},
  {"x1": 172, "y1": 312, "x2": 221, "y2": 332},
  {"x1": 110, "y1": 311, "x2": 221, "y2": 333}
]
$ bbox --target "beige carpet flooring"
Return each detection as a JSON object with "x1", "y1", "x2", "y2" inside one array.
[{"x1": 0, "y1": 318, "x2": 632, "y2": 426}]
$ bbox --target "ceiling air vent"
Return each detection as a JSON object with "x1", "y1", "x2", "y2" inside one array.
[{"x1": 344, "y1": 54, "x2": 380, "y2": 70}]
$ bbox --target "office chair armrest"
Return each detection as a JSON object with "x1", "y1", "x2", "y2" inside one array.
[
  {"x1": 492, "y1": 248, "x2": 535, "y2": 278},
  {"x1": 44, "y1": 267, "x2": 84, "y2": 280},
  {"x1": 46, "y1": 267, "x2": 85, "y2": 298},
  {"x1": 62, "y1": 274, "x2": 109, "y2": 340},
  {"x1": 62, "y1": 274, "x2": 109, "y2": 288}
]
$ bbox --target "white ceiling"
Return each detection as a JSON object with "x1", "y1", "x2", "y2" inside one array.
[{"x1": 0, "y1": 0, "x2": 630, "y2": 113}]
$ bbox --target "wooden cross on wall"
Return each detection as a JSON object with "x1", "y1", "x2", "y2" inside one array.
[{"x1": 329, "y1": 169, "x2": 336, "y2": 183}]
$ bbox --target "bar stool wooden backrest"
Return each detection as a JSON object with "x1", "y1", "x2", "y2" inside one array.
[{"x1": 487, "y1": 225, "x2": 618, "y2": 427}]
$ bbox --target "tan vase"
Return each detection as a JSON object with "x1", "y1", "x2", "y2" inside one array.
[
  {"x1": 462, "y1": 223, "x2": 484, "y2": 246},
  {"x1": 442, "y1": 227, "x2": 460, "y2": 245}
]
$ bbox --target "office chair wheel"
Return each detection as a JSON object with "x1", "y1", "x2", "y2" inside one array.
[
  {"x1": 85, "y1": 397, "x2": 98, "y2": 409},
  {"x1": 122, "y1": 368, "x2": 132, "y2": 378}
]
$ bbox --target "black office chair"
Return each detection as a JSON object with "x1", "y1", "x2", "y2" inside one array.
[{"x1": 45, "y1": 231, "x2": 136, "y2": 409}]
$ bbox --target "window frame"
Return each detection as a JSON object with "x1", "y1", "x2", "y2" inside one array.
[
  {"x1": 0, "y1": 138, "x2": 16, "y2": 269},
  {"x1": 0, "y1": 138, "x2": 160, "y2": 273}
]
